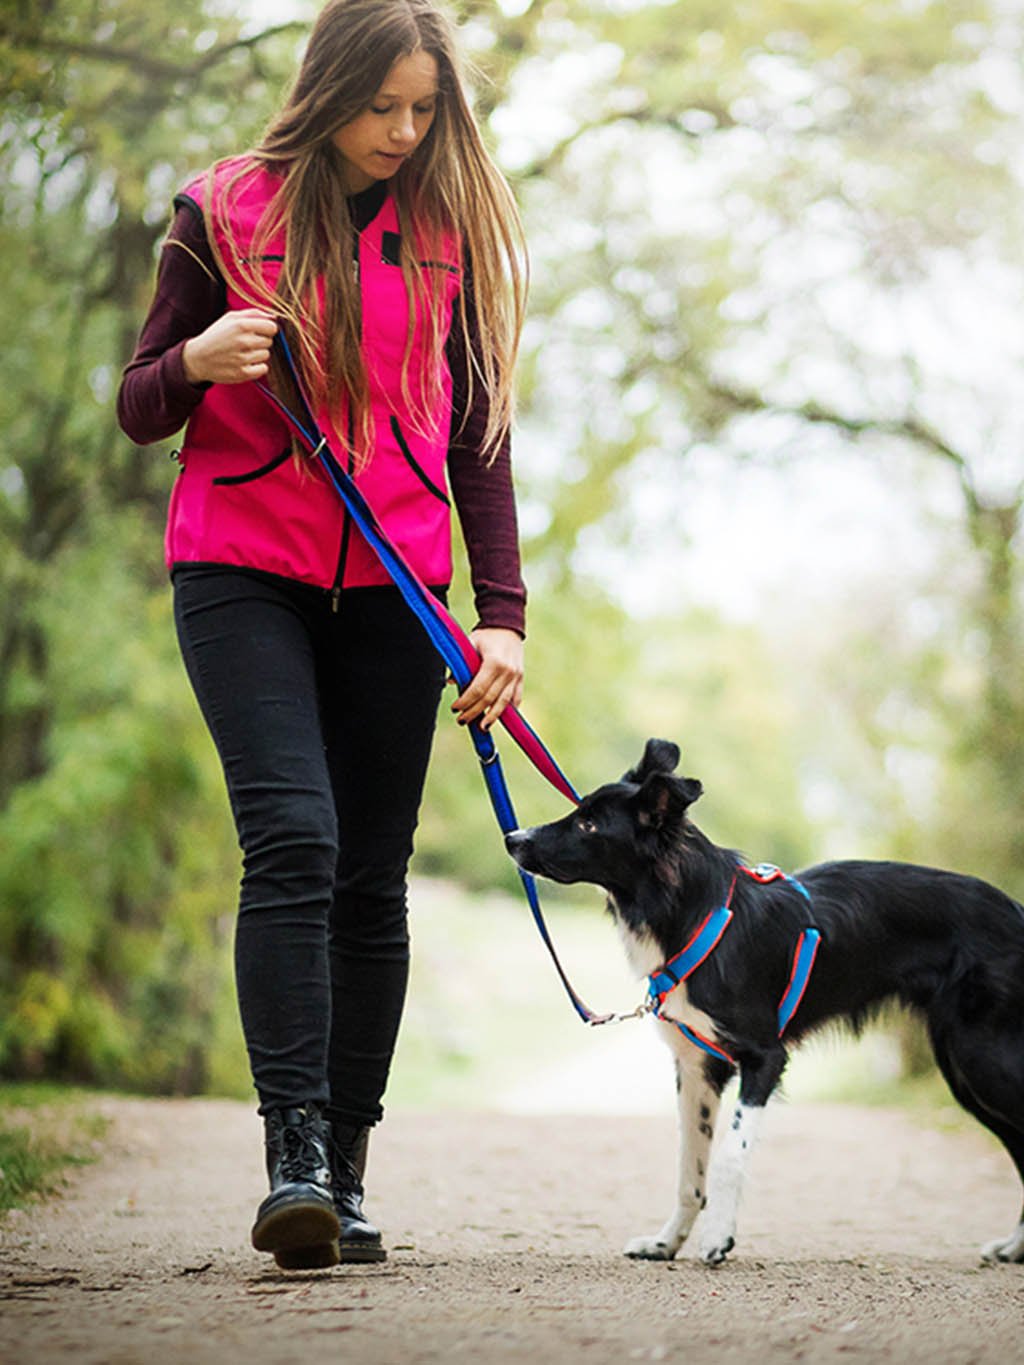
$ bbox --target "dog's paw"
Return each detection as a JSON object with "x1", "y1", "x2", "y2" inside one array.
[
  {"x1": 981, "y1": 1226, "x2": 1024, "y2": 1263},
  {"x1": 624, "y1": 1235, "x2": 677, "y2": 1261},
  {"x1": 699, "y1": 1235, "x2": 735, "y2": 1267}
]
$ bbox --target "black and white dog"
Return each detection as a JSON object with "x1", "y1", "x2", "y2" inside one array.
[{"x1": 505, "y1": 739, "x2": 1024, "y2": 1266}]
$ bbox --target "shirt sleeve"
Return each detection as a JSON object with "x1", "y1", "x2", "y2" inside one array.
[
  {"x1": 116, "y1": 200, "x2": 226, "y2": 445},
  {"x1": 446, "y1": 265, "x2": 528, "y2": 638}
]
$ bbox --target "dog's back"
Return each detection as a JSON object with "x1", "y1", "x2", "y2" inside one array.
[{"x1": 786, "y1": 859, "x2": 1024, "y2": 1037}]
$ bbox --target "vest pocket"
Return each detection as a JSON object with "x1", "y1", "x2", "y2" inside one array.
[
  {"x1": 212, "y1": 445, "x2": 292, "y2": 486},
  {"x1": 389, "y1": 417, "x2": 450, "y2": 505}
]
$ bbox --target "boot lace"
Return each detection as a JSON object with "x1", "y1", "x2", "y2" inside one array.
[{"x1": 279, "y1": 1120, "x2": 325, "y2": 1184}]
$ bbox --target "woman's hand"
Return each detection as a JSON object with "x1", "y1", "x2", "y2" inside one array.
[
  {"x1": 182, "y1": 308, "x2": 278, "y2": 385},
  {"x1": 451, "y1": 628, "x2": 524, "y2": 731}
]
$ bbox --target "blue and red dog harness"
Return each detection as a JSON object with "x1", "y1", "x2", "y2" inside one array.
[{"x1": 646, "y1": 863, "x2": 822, "y2": 1066}]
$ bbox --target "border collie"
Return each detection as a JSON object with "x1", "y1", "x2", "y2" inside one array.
[{"x1": 505, "y1": 739, "x2": 1024, "y2": 1266}]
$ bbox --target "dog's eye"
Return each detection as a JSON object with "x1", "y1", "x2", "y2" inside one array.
[{"x1": 577, "y1": 817, "x2": 598, "y2": 835}]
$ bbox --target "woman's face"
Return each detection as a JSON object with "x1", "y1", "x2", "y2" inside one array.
[{"x1": 332, "y1": 50, "x2": 439, "y2": 193}]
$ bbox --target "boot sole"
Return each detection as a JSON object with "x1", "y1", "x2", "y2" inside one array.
[
  {"x1": 338, "y1": 1239, "x2": 387, "y2": 1263},
  {"x1": 274, "y1": 1239, "x2": 341, "y2": 1270},
  {"x1": 274, "y1": 1236, "x2": 387, "y2": 1269},
  {"x1": 252, "y1": 1195, "x2": 341, "y2": 1255}
]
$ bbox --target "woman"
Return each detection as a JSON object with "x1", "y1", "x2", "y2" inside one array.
[{"x1": 117, "y1": 0, "x2": 528, "y2": 1269}]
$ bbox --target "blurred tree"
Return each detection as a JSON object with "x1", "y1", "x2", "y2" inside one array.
[
  {"x1": 0, "y1": 0, "x2": 307, "y2": 1088},
  {"x1": 460, "y1": 0, "x2": 1024, "y2": 1084},
  {"x1": 3, "y1": 0, "x2": 1022, "y2": 1092},
  {"x1": 470, "y1": 0, "x2": 1021, "y2": 578},
  {"x1": 465, "y1": 0, "x2": 1024, "y2": 884},
  {"x1": 0, "y1": 0, "x2": 307, "y2": 800}
]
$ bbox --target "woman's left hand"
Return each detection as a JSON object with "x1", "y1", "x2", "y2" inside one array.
[{"x1": 452, "y1": 628, "x2": 524, "y2": 731}]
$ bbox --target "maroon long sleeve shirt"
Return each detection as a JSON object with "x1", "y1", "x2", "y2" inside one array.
[{"x1": 118, "y1": 183, "x2": 526, "y2": 635}]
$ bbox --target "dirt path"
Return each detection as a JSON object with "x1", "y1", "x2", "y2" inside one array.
[{"x1": 2, "y1": 1097, "x2": 1023, "y2": 1364}]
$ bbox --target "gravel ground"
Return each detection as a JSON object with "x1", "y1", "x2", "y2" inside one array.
[{"x1": 2, "y1": 1096, "x2": 1023, "y2": 1364}]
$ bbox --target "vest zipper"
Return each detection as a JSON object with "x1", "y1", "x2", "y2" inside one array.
[
  {"x1": 330, "y1": 240, "x2": 363, "y2": 614},
  {"x1": 331, "y1": 408, "x2": 357, "y2": 612}
]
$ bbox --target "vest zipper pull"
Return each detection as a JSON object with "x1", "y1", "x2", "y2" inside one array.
[{"x1": 331, "y1": 587, "x2": 341, "y2": 614}]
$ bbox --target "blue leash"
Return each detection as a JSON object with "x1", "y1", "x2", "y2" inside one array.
[
  {"x1": 255, "y1": 334, "x2": 611, "y2": 1023},
  {"x1": 254, "y1": 336, "x2": 825, "y2": 1039}
]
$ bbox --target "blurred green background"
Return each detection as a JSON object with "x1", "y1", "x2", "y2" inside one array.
[{"x1": 2, "y1": 0, "x2": 1023, "y2": 1113}]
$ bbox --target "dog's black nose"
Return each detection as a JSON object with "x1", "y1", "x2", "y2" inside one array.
[{"x1": 504, "y1": 829, "x2": 527, "y2": 854}]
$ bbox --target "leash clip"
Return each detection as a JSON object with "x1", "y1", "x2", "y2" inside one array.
[{"x1": 587, "y1": 998, "x2": 654, "y2": 1028}]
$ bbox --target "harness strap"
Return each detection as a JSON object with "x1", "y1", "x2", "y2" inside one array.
[
  {"x1": 647, "y1": 903, "x2": 734, "y2": 1004},
  {"x1": 668, "y1": 1020, "x2": 737, "y2": 1067},
  {"x1": 740, "y1": 862, "x2": 812, "y2": 902},
  {"x1": 776, "y1": 927, "x2": 821, "y2": 1034},
  {"x1": 646, "y1": 865, "x2": 822, "y2": 1066},
  {"x1": 254, "y1": 337, "x2": 608, "y2": 1022}
]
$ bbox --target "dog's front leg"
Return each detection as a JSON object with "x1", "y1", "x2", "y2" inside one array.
[
  {"x1": 625, "y1": 1031, "x2": 725, "y2": 1261},
  {"x1": 699, "y1": 1046, "x2": 786, "y2": 1266}
]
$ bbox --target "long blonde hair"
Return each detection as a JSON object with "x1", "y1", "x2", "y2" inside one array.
[{"x1": 203, "y1": 0, "x2": 526, "y2": 464}]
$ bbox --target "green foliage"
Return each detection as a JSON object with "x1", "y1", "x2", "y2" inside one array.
[
  {"x1": 0, "y1": 1, "x2": 304, "y2": 1091},
  {"x1": 2, "y1": 0, "x2": 1023, "y2": 1097},
  {"x1": 0, "y1": 1123, "x2": 79, "y2": 1213},
  {"x1": 0, "y1": 516, "x2": 245, "y2": 1091},
  {"x1": 0, "y1": 1084, "x2": 108, "y2": 1213},
  {"x1": 490, "y1": 0, "x2": 1024, "y2": 938}
]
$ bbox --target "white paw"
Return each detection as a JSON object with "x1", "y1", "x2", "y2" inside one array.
[
  {"x1": 699, "y1": 1232, "x2": 735, "y2": 1266},
  {"x1": 624, "y1": 1234, "x2": 677, "y2": 1261},
  {"x1": 981, "y1": 1226, "x2": 1024, "y2": 1263}
]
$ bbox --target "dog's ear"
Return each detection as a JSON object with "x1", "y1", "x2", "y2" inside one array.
[
  {"x1": 635, "y1": 772, "x2": 702, "y2": 831},
  {"x1": 623, "y1": 738, "x2": 681, "y2": 785}
]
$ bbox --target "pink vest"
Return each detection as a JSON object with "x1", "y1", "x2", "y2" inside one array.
[{"x1": 167, "y1": 157, "x2": 461, "y2": 591}]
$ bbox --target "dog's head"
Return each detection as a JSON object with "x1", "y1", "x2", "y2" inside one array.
[{"x1": 504, "y1": 738, "x2": 703, "y2": 897}]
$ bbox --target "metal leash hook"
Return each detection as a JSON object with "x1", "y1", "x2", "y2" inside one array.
[{"x1": 586, "y1": 999, "x2": 656, "y2": 1028}]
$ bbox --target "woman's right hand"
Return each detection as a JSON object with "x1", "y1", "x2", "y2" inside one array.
[{"x1": 182, "y1": 308, "x2": 278, "y2": 385}]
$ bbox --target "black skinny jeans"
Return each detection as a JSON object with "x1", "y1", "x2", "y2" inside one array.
[{"x1": 173, "y1": 567, "x2": 446, "y2": 1125}]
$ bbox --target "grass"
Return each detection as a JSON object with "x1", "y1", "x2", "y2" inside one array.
[{"x1": 0, "y1": 1083, "x2": 110, "y2": 1214}]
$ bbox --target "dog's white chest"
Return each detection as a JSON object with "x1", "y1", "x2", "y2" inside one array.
[
  {"x1": 613, "y1": 913, "x2": 724, "y2": 1044},
  {"x1": 612, "y1": 913, "x2": 663, "y2": 981}
]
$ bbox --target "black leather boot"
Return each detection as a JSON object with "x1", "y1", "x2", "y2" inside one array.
[
  {"x1": 331, "y1": 1122, "x2": 387, "y2": 1263},
  {"x1": 251, "y1": 1104, "x2": 340, "y2": 1270}
]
